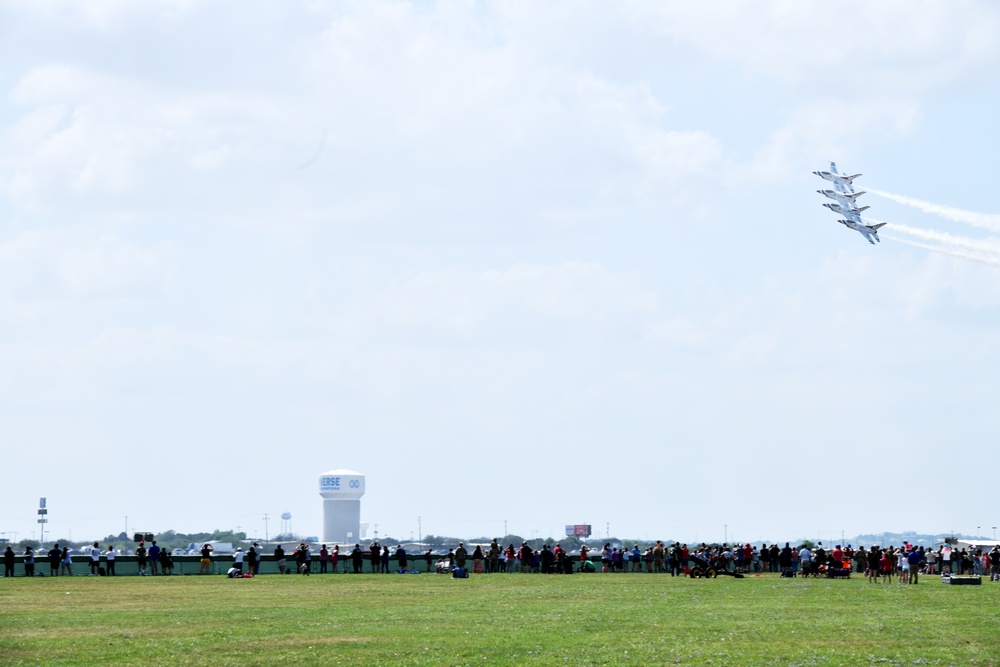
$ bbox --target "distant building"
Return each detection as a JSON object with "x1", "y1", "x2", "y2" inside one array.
[{"x1": 319, "y1": 468, "x2": 365, "y2": 543}]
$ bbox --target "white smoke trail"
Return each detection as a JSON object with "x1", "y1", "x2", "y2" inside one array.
[
  {"x1": 886, "y1": 223, "x2": 1000, "y2": 258},
  {"x1": 885, "y1": 236, "x2": 1000, "y2": 267},
  {"x1": 867, "y1": 189, "x2": 1000, "y2": 233}
]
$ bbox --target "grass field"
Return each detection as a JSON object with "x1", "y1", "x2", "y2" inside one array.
[{"x1": 2, "y1": 572, "x2": 999, "y2": 666}]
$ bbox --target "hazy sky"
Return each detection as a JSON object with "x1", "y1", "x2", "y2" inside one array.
[{"x1": 3, "y1": 1, "x2": 1000, "y2": 547}]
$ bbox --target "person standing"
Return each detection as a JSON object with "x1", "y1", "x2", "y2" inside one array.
[
  {"x1": 159, "y1": 548, "x2": 172, "y2": 575},
  {"x1": 251, "y1": 543, "x2": 262, "y2": 575},
  {"x1": 47, "y1": 544, "x2": 61, "y2": 576},
  {"x1": 652, "y1": 541, "x2": 664, "y2": 573},
  {"x1": 907, "y1": 547, "x2": 921, "y2": 584},
  {"x1": 274, "y1": 544, "x2": 286, "y2": 574},
  {"x1": 24, "y1": 546, "x2": 35, "y2": 577},
  {"x1": 518, "y1": 542, "x2": 532, "y2": 573},
  {"x1": 60, "y1": 546, "x2": 73, "y2": 576},
  {"x1": 472, "y1": 545, "x2": 485, "y2": 574},
  {"x1": 369, "y1": 541, "x2": 381, "y2": 573},
  {"x1": 924, "y1": 547, "x2": 936, "y2": 575},
  {"x1": 319, "y1": 544, "x2": 329, "y2": 574},
  {"x1": 233, "y1": 547, "x2": 244, "y2": 574},
  {"x1": 199, "y1": 543, "x2": 214, "y2": 575},
  {"x1": 135, "y1": 542, "x2": 148, "y2": 576},
  {"x1": 105, "y1": 546, "x2": 116, "y2": 576},
  {"x1": 246, "y1": 546, "x2": 257, "y2": 576},
  {"x1": 147, "y1": 541, "x2": 160, "y2": 576},
  {"x1": 454, "y1": 543, "x2": 468, "y2": 571},
  {"x1": 89, "y1": 542, "x2": 102, "y2": 576},
  {"x1": 425, "y1": 548, "x2": 434, "y2": 573},
  {"x1": 331, "y1": 545, "x2": 339, "y2": 573},
  {"x1": 799, "y1": 544, "x2": 812, "y2": 576},
  {"x1": 395, "y1": 545, "x2": 408, "y2": 573},
  {"x1": 381, "y1": 545, "x2": 390, "y2": 574},
  {"x1": 4, "y1": 545, "x2": 15, "y2": 577},
  {"x1": 489, "y1": 540, "x2": 500, "y2": 574},
  {"x1": 351, "y1": 544, "x2": 364, "y2": 573}
]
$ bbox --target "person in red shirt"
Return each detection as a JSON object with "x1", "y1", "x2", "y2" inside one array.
[{"x1": 880, "y1": 551, "x2": 892, "y2": 583}]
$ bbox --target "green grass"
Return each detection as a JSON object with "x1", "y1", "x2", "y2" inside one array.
[{"x1": 2, "y1": 572, "x2": 1000, "y2": 666}]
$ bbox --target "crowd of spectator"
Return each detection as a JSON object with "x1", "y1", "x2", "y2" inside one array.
[{"x1": 6, "y1": 538, "x2": 1000, "y2": 579}]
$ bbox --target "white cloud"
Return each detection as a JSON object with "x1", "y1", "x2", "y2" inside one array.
[
  {"x1": 0, "y1": 228, "x2": 178, "y2": 306},
  {"x1": 631, "y1": 0, "x2": 1000, "y2": 90},
  {"x1": 336, "y1": 262, "x2": 659, "y2": 338}
]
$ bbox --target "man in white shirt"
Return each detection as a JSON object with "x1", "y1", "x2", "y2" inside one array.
[
  {"x1": 89, "y1": 542, "x2": 101, "y2": 576},
  {"x1": 233, "y1": 547, "x2": 245, "y2": 574},
  {"x1": 105, "y1": 546, "x2": 116, "y2": 576},
  {"x1": 798, "y1": 545, "x2": 812, "y2": 576}
]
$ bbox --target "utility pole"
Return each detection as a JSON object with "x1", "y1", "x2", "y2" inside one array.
[
  {"x1": 263, "y1": 514, "x2": 269, "y2": 546},
  {"x1": 504, "y1": 520, "x2": 507, "y2": 538},
  {"x1": 37, "y1": 498, "x2": 47, "y2": 546},
  {"x1": 724, "y1": 525, "x2": 727, "y2": 545},
  {"x1": 417, "y1": 516, "x2": 422, "y2": 544}
]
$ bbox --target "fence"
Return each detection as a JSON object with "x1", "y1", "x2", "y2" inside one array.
[{"x1": 1, "y1": 554, "x2": 536, "y2": 577}]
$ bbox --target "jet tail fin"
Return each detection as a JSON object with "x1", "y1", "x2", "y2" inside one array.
[{"x1": 855, "y1": 205, "x2": 870, "y2": 213}]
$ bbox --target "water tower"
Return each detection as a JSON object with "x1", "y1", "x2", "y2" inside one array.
[{"x1": 319, "y1": 468, "x2": 365, "y2": 543}]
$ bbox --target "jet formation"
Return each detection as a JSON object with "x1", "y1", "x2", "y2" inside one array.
[{"x1": 813, "y1": 162, "x2": 886, "y2": 245}]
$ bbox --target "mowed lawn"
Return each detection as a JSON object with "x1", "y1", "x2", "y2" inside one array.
[{"x1": 2, "y1": 572, "x2": 1000, "y2": 666}]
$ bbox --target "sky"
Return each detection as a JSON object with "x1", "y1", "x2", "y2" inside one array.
[{"x1": 2, "y1": 0, "x2": 1000, "y2": 547}]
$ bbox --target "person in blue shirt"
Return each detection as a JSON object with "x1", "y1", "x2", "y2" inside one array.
[
  {"x1": 147, "y1": 541, "x2": 161, "y2": 575},
  {"x1": 907, "y1": 547, "x2": 922, "y2": 584}
]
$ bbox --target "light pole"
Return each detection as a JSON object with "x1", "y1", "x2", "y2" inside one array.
[
  {"x1": 724, "y1": 525, "x2": 727, "y2": 545},
  {"x1": 993, "y1": 527, "x2": 997, "y2": 542}
]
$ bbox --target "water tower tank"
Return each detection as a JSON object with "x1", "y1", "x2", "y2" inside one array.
[{"x1": 319, "y1": 469, "x2": 365, "y2": 544}]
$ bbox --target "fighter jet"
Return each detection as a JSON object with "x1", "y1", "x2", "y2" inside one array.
[
  {"x1": 818, "y1": 188, "x2": 865, "y2": 208},
  {"x1": 837, "y1": 219, "x2": 886, "y2": 245},
  {"x1": 822, "y1": 202, "x2": 870, "y2": 219},
  {"x1": 813, "y1": 162, "x2": 861, "y2": 194}
]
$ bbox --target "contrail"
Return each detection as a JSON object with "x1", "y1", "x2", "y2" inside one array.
[
  {"x1": 867, "y1": 188, "x2": 1000, "y2": 233},
  {"x1": 887, "y1": 223, "x2": 1000, "y2": 258},
  {"x1": 885, "y1": 236, "x2": 1000, "y2": 267}
]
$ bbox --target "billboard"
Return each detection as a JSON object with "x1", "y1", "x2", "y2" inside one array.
[{"x1": 565, "y1": 524, "x2": 592, "y2": 537}]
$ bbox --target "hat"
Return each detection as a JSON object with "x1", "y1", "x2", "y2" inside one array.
[{"x1": 237, "y1": 547, "x2": 243, "y2": 552}]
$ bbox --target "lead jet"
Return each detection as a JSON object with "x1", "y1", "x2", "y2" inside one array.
[
  {"x1": 818, "y1": 188, "x2": 865, "y2": 208},
  {"x1": 813, "y1": 162, "x2": 861, "y2": 194},
  {"x1": 837, "y1": 218, "x2": 886, "y2": 245}
]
